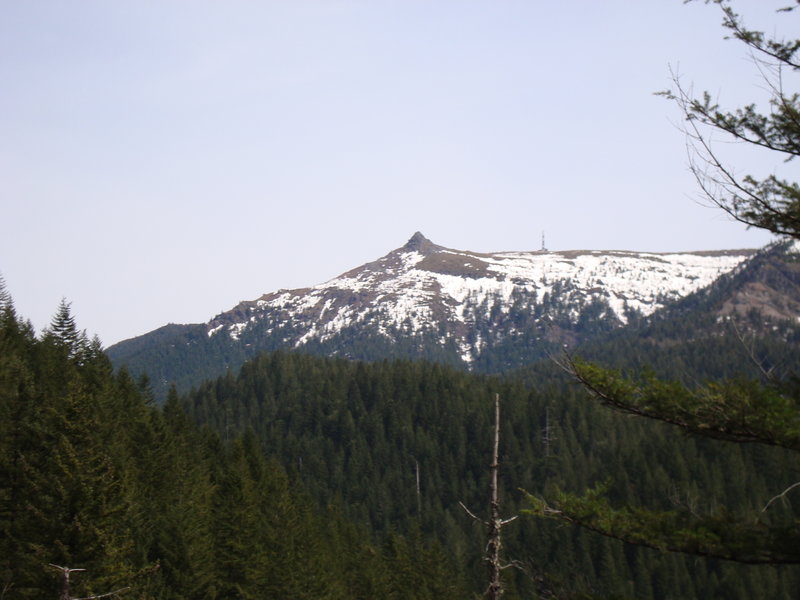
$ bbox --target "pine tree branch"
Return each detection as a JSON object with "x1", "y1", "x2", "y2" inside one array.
[
  {"x1": 718, "y1": 3, "x2": 800, "y2": 70},
  {"x1": 525, "y1": 488, "x2": 800, "y2": 565},
  {"x1": 565, "y1": 356, "x2": 800, "y2": 451}
]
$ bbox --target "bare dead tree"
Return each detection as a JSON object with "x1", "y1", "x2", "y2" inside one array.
[
  {"x1": 49, "y1": 565, "x2": 129, "y2": 600},
  {"x1": 460, "y1": 393, "x2": 518, "y2": 600},
  {"x1": 50, "y1": 565, "x2": 84, "y2": 600}
]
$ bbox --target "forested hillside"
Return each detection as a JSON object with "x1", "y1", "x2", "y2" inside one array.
[
  {"x1": 183, "y1": 345, "x2": 800, "y2": 598},
  {"x1": 5, "y1": 269, "x2": 800, "y2": 598},
  {"x1": 0, "y1": 288, "x2": 466, "y2": 599}
]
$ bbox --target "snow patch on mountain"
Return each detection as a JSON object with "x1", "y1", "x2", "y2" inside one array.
[{"x1": 206, "y1": 233, "x2": 755, "y2": 361}]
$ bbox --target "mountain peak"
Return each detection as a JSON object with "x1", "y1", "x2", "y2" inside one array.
[
  {"x1": 107, "y1": 235, "x2": 776, "y2": 399},
  {"x1": 403, "y1": 232, "x2": 442, "y2": 255}
]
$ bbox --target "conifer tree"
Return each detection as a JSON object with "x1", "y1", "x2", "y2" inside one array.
[
  {"x1": 20, "y1": 349, "x2": 138, "y2": 596},
  {"x1": 43, "y1": 299, "x2": 88, "y2": 364},
  {"x1": 0, "y1": 283, "x2": 36, "y2": 596},
  {"x1": 0, "y1": 274, "x2": 12, "y2": 312},
  {"x1": 526, "y1": 0, "x2": 800, "y2": 566}
]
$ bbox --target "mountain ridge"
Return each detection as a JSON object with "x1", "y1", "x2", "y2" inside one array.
[
  {"x1": 108, "y1": 233, "x2": 799, "y2": 397},
  {"x1": 205, "y1": 232, "x2": 754, "y2": 353}
]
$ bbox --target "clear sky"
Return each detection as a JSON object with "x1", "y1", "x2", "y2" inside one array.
[{"x1": 0, "y1": 1, "x2": 792, "y2": 346}]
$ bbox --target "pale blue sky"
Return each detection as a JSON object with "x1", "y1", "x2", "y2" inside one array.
[{"x1": 0, "y1": 1, "x2": 790, "y2": 345}]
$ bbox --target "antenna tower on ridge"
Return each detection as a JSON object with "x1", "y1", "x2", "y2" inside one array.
[{"x1": 541, "y1": 231, "x2": 547, "y2": 252}]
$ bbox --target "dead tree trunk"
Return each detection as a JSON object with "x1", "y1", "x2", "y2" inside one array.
[
  {"x1": 50, "y1": 565, "x2": 84, "y2": 600},
  {"x1": 49, "y1": 565, "x2": 128, "y2": 600},
  {"x1": 487, "y1": 392, "x2": 504, "y2": 599},
  {"x1": 460, "y1": 393, "x2": 517, "y2": 600}
]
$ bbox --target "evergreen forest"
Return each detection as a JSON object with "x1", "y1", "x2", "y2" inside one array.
[
  {"x1": 0, "y1": 290, "x2": 467, "y2": 599},
  {"x1": 4, "y1": 278, "x2": 800, "y2": 598}
]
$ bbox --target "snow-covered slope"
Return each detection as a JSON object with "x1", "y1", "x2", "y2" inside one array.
[{"x1": 206, "y1": 232, "x2": 754, "y2": 363}]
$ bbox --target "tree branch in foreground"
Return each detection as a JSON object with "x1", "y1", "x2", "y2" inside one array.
[{"x1": 523, "y1": 485, "x2": 800, "y2": 565}]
